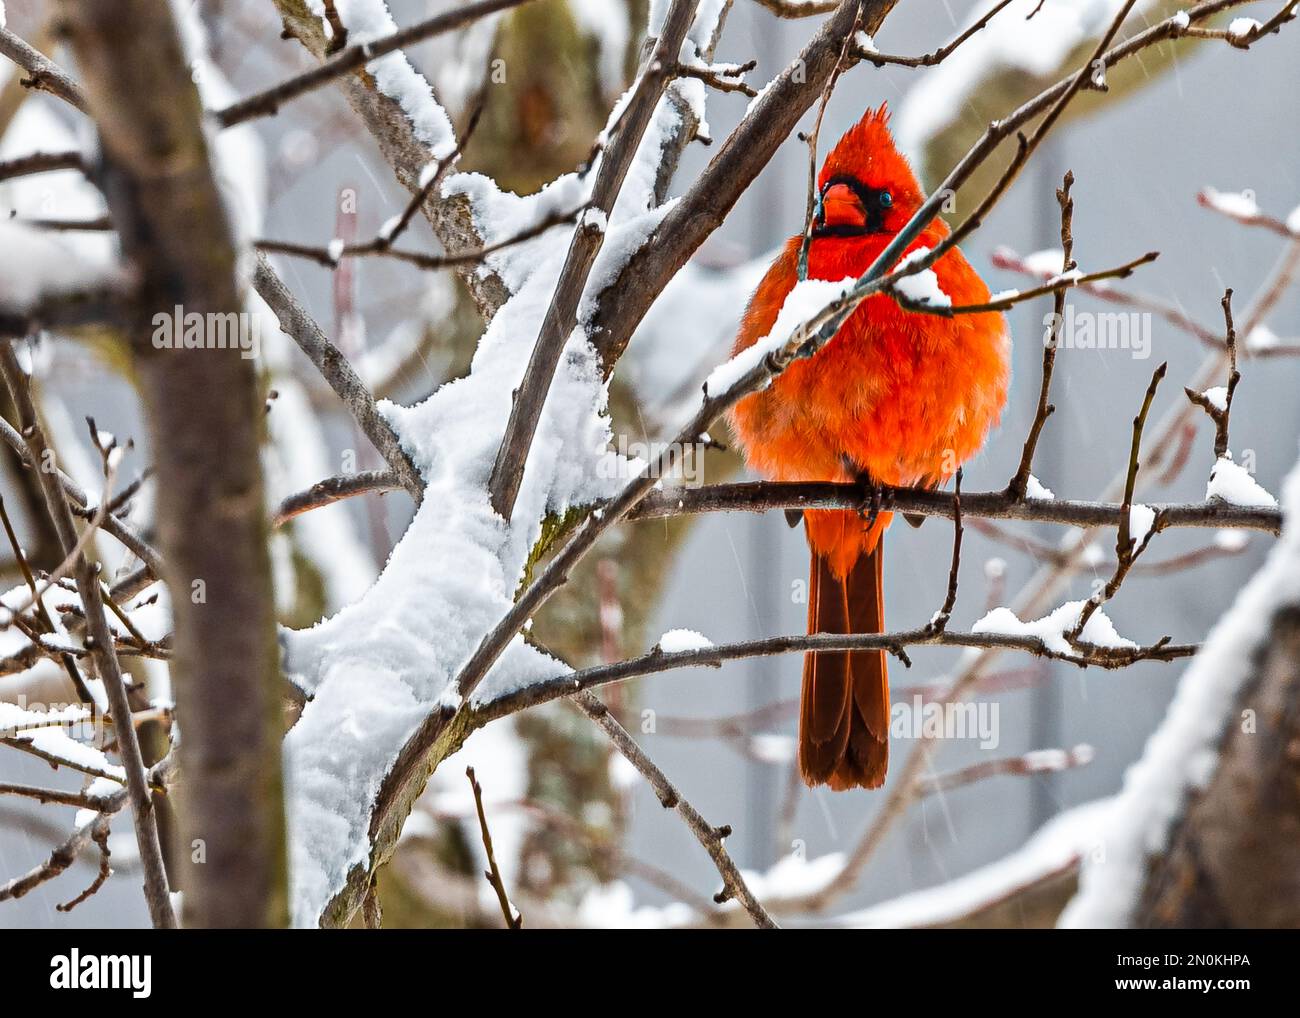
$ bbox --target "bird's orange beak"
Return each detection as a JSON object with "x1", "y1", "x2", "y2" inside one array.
[{"x1": 819, "y1": 182, "x2": 866, "y2": 230}]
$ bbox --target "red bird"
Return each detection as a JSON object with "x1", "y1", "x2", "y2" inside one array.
[{"x1": 728, "y1": 105, "x2": 1010, "y2": 790}]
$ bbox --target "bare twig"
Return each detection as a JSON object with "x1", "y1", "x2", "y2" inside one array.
[
  {"x1": 1009, "y1": 172, "x2": 1075, "y2": 498},
  {"x1": 1067, "y1": 361, "x2": 1168, "y2": 642},
  {"x1": 854, "y1": 0, "x2": 1019, "y2": 67},
  {"x1": 897, "y1": 251, "x2": 1158, "y2": 318},
  {"x1": 991, "y1": 246, "x2": 1225, "y2": 350},
  {"x1": 1197, "y1": 189, "x2": 1300, "y2": 239},
  {"x1": 3, "y1": 454, "x2": 118, "y2": 621},
  {"x1": 918, "y1": 744, "x2": 1095, "y2": 796},
  {"x1": 572, "y1": 691, "x2": 778, "y2": 929},
  {"x1": 0, "y1": 27, "x2": 88, "y2": 111},
  {"x1": 626, "y1": 481, "x2": 1281, "y2": 534},
  {"x1": 215, "y1": 0, "x2": 540, "y2": 127},
  {"x1": 0, "y1": 346, "x2": 175, "y2": 929},
  {"x1": 254, "y1": 254, "x2": 423, "y2": 502},
  {"x1": 676, "y1": 58, "x2": 759, "y2": 97},
  {"x1": 0, "y1": 494, "x2": 95, "y2": 704},
  {"x1": 256, "y1": 204, "x2": 580, "y2": 273},
  {"x1": 466, "y1": 765, "x2": 522, "y2": 930},
  {"x1": 0, "y1": 150, "x2": 87, "y2": 183},
  {"x1": 0, "y1": 415, "x2": 163, "y2": 577},
  {"x1": 272, "y1": 470, "x2": 398, "y2": 527},
  {"x1": 57, "y1": 823, "x2": 112, "y2": 912},
  {"x1": 1183, "y1": 290, "x2": 1240, "y2": 459},
  {"x1": 0, "y1": 780, "x2": 106, "y2": 810},
  {"x1": 927, "y1": 469, "x2": 964, "y2": 633},
  {"x1": 749, "y1": 0, "x2": 839, "y2": 17},
  {"x1": 0, "y1": 754, "x2": 172, "y2": 905}
]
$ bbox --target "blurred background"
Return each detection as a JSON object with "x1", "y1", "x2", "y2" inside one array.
[{"x1": 1, "y1": 0, "x2": 1296, "y2": 927}]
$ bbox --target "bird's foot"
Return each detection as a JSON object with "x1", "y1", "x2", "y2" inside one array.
[{"x1": 854, "y1": 473, "x2": 891, "y2": 530}]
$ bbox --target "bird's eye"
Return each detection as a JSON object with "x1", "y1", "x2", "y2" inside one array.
[{"x1": 879, "y1": 190, "x2": 893, "y2": 209}]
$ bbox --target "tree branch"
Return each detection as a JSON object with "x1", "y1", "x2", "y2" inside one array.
[
  {"x1": 0, "y1": 345, "x2": 174, "y2": 929},
  {"x1": 572, "y1": 690, "x2": 778, "y2": 929},
  {"x1": 57, "y1": 0, "x2": 286, "y2": 928},
  {"x1": 0, "y1": 26, "x2": 88, "y2": 111},
  {"x1": 590, "y1": 0, "x2": 898, "y2": 372},
  {"x1": 254, "y1": 254, "x2": 423, "y2": 502},
  {"x1": 215, "y1": 0, "x2": 539, "y2": 128},
  {"x1": 627, "y1": 482, "x2": 1282, "y2": 534},
  {"x1": 487, "y1": 0, "x2": 702, "y2": 519},
  {"x1": 466, "y1": 765, "x2": 522, "y2": 929},
  {"x1": 483, "y1": 626, "x2": 1194, "y2": 724}
]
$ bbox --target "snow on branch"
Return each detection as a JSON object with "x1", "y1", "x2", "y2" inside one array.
[
  {"x1": 1061, "y1": 447, "x2": 1300, "y2": 926},
  {"x1": 837, "y1": 800, "x2": 1108, "y2": 928},
  {"x1": 277, "y1": 0, "x2": 737, "y2": 928}
]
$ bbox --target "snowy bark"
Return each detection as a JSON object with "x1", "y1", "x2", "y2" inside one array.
[{"x1": 1135, "y1": 601, "x2": 1300, "y2": 927}]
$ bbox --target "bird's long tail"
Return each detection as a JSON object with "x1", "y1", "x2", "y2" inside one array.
[{"x1": 799, "y1": 537, "x2": 889, "y2": 790}]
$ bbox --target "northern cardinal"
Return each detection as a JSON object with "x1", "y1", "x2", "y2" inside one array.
[{"x1": 728, "y1": 104, "x2": 1010, "y2": 790}]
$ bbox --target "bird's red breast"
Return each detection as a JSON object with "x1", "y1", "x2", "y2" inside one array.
[
  {"x1": 726, "y1": 103, "x2": 1010, "y2": 790},
  {"x1": 728, "y1": 103, "x2": 1010, "y2": 575}
]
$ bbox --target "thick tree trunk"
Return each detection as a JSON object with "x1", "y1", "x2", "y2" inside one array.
[
  {"x1": 55, "y1": 0, "x2": 287, "y2": 927},
  {"x1": 1136, "y1": 604, "x2": 1300, "y2": 927}
]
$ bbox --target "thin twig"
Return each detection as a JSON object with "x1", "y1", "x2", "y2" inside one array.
[
  {"x1": 927, "y1": 469, "x2": 963, "y2": 633},
  {"x1": 918, "y1": 744, "x2": 1094, "y2": 796},
  {"x1": 1183, "y1": 290, "x2": 1240, "y2": 459},
  {"x1": 0, "y1": 347, "x2": 175, "y2": 929},
  {"x1": 0, "y1": 415, "x2": 163, "y2": 577},
  {"x1": 0, "y1": 780, "x2": 106, "y2": 810},
  {"x1": 1068, "y1": 361, "x2": 1168, "y2": 642},
  {"x1": 796, "y1": 6, "x2": 863, "y2": 281},
  {"x1": 991, "y1": 246, "x2": 1225, "y2": 349},
  {"x1": 272, "y1": 470, "x2": 398, "y2": 527},
  {"x1": 749, "y1": 0, "x2": 839, "y2": 17},
  {"x1": 0, "y1": 755, "x2": 172, "y2": 905},
  {"x1": 466, "y1": 765, "x2": 522, "y2": 929},
  {"x1": 0, "y1": 27, "x2": 88, "y2": 111},
  {"x1": 854, "y1": 0, "x2": 1019, "y2": 67},
  {"x1": 256, "y1": 204, "x2": 579, "y2": 272},
  {"x1": 253, "y1": 255, "x2": 423, "y2": 501},
  {"x1": 0, "y1": 150, "x2": 87, "y2": 183},
  {"x1": 572, "y1": 691, "x2": 778, "y2": 929},
  {"x1": 57, "y1": 823, "x2": 112, "y2": 912},
  {"x1": 897, "y1": 251, "x2": 1158, "y2": 318},
  {"x1": 215, "y1": 0, "x2": 540, "y2": 127},
  {"x1": 1197, "y1": 189, "x2": 1300, "y2": 239},
  {"x1": 1009, "y1": 172, "x2": 1075, "y2": 497}
]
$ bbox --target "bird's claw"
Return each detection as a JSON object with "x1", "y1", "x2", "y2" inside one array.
[{"x1": 855, "y1": 474, "x2": 890, "y2": 529}]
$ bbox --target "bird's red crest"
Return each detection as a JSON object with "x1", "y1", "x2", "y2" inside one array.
[{"x1": 817, "y1": 102, "x2": 924, "y2": 218}]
